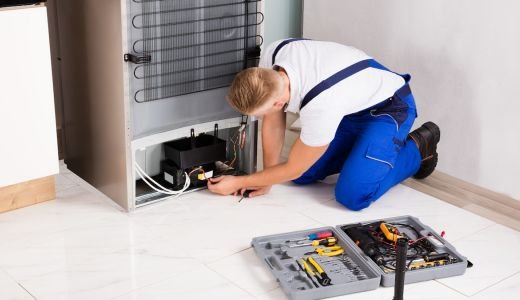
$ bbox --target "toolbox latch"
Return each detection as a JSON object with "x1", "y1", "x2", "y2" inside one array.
[
  {"x1": 466, "y1": 260, "x2": 473, "y2": 268},
  {"x1": 124, "y1": 53, "x2": 152, "y2": 64}
]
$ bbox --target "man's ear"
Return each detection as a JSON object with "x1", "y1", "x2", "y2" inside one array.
[{"x1": 273, "y1": 100, "x2": 286, "y2": 110}]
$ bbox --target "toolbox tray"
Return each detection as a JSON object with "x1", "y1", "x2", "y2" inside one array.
[
  {"x1": 252, "y1": 226, "x2": 381, "y2": 300},
  {"x1": 251, "y1": 216, "x2": 468, "y2": 300}
]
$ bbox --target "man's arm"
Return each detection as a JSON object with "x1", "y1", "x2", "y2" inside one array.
[
  {"x1": 241, "y1": 138, "x2": 327, "y2": 188},
  {"x1": 262, "y1": 109, "x2": 286, "y2": 170},
  {"x1": 207, "y1": 138, "x2": 328, "y2": 195},
  {"x1": 235, "y1": 109, "x2": 286, "y2": 197}
]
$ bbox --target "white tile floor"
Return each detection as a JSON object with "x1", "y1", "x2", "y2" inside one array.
[{"x1": 0, "y1": 165, "x2": 519, "y2": 300}]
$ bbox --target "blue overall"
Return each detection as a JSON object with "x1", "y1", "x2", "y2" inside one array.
[{"x1": 273, "y1": 39, "x2": 421, "y2": 211}]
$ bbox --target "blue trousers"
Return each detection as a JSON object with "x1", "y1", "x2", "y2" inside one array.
[{"x1": 293, "y1": 91, "x2": 421, "y2": 211}]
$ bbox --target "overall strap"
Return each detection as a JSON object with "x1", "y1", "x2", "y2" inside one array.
[
  {"x1": 272, "y1": 38, "x2": 308, "y2": 65},
  {"x1": 368, "y1": 60, "x2": 411, "y2": 84},
  {"x1": 300, "y1": 59, "x2": 412, "y2": 110}
]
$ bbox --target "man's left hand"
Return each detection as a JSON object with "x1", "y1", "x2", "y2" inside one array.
[{"x1": 207, "y1": 175, "x2": 243, "y2": 195}]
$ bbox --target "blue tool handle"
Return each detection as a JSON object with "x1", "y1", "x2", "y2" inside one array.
[{"x1": 308, "y1": 231, "x2": 333, "y2": 240}]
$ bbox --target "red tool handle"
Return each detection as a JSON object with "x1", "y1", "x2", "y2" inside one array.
[{"x1": 308, "y1": 231, "x2": 333, "y2": 240}]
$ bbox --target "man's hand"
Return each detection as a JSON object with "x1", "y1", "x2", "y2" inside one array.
[
  {"x1": 207, "y1": 175, "x2": 243, "y2": 195},
  {"x1": 239, "y1": 185, "x2": 272, "y2": 198},
  {"x1": 207, "y1": 175, "x2": 273, "y2": 197}
]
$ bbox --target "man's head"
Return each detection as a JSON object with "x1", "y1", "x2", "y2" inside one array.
[{"x1": 227, "y1": 67, "x2": 290, "y2": 116}]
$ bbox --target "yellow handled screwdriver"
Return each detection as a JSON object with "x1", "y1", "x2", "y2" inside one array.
[{"x1": 289, "y1": 237, "x2": 337, "y2": 248}]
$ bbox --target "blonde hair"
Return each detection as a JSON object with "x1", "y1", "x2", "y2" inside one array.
[{"x1": 227, "y1": 67, "x2": 283, "y2": 114}]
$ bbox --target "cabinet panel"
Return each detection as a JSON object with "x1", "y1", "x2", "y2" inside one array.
[{"x1": 0, "y1": 6, "x2": 59, "y2": 187}]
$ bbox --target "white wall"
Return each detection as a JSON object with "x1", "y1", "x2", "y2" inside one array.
[
  {"x1": 257, "y1": 0, "x2": 303, "y2": 169},
  {"x1": 264, "y1": 0, "x2": 302, "y2": 46},
  {"x1": 303, "y1": 0, "x2": 520, "y2": 200}
]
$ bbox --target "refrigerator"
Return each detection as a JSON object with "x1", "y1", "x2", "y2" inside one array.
[{"x1": 50, "y1": 0, "x2": 263, "y2": 210}]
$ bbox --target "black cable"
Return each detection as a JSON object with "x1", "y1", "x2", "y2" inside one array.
[
  {"x1": 407, "y1": 255, "x2": 419, "y2": 269},
  {"x1": 393, "y1": 238, "x2": 408, "y2": 300},
  {"x1": 391, "y1": 223, "x2": 422, "y2": 237},
  {"x1": 384, "y1": 264, "x2": 396, "y2": 271}
]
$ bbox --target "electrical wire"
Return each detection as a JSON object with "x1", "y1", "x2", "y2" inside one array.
[
  {"x1": 136, "y1": 167, "x2": 190, "y2": 196},
  {"x1": 136, "y1": 168, "x2": 184, "y2": 196},
  {"x1": 346, "y1": 222, "x2": 451, "y2": 273},
  {"x1": 239, "y1": 116, "x2": 248, "y2": 150},
  {"x1": 135, "y1": 164, "x2": 190, "y2": 195},
  {"x1": 136, "y1": 162, "x2": 190, "y2": 193},
  {"x1": 239, "y1": 128, "x2": 247, "y2": 149},
  {"x1": 391, "y1": 223, "x2": 422, "y2": 236},
  {"x1": 224, "y1": 127, "x2": 240, "y2": 168},
  {"x1": 135, "y1": 161, "x2": 191, "y2": 195},
  {"x1": 188, "y1": 167, "x2": 207, "y2": 180},
  {"x1": 408, "y1": 235, "x2": 430, "y2": 245}
]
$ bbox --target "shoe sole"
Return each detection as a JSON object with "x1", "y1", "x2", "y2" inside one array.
[
  {"x1": 413, "y1": 122, "x2": 440, "y2": 180},
  {"x1": 414, "y1": 152, "x2": 438, "y2": 179}
]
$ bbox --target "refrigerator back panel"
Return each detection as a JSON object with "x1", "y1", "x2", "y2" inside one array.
[{"x1": 127, "y1": 0, "x2": 263, "y2": 138}]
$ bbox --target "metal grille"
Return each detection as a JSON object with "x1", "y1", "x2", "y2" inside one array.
[{"x1": 131, "y1": 0, "x2": 263, "y2": 103}]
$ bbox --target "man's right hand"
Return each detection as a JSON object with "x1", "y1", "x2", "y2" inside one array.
[{"x1": 239, "y1": 186, "x2": 272, "y2": 198}]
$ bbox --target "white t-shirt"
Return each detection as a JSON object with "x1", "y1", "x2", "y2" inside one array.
[{"x1": 259, "y1": 39, "x2": 405, "y2": 147}]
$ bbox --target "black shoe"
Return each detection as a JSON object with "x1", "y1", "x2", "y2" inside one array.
[{"x1": 408, "y1": 122, "x2": 440, "y2": 179}]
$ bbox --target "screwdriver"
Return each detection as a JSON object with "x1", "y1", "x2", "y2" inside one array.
[
  {"x1": 289, "y1": 237, "x2": 337, "y2": 248},
  {"x1": 238, "y1": 190, "x2": 253, "y2": 203},
  {"x1": 286, "y1": 230, "x2": 333, "y2": 243}
]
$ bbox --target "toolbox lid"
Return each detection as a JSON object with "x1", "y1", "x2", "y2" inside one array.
[{"x1": 335, "y1": 215, "x2": 468, "y2": 287}]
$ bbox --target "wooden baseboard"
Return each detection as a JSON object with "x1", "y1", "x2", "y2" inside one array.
[
  {"x1": 403, "y1": 171, "x2": 520, "y2": 231},
  {"x1": 0, "y1": 176, "x2": 56, "y2": 213}
]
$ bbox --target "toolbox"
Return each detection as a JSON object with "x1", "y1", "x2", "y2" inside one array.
[{"x1": 251, "y1": 215, "x2": 468, "y2": 300}]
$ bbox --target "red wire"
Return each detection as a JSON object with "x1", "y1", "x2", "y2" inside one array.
[
  {"x1": 408, "y1": 236, "x2": 429, "y2": 245},
  {"x1": 408, "y1": 230, "x2": 448, "y2": 245},
  {"x1": 239, "y1": 130, "x2": 246, "y2": 149}
]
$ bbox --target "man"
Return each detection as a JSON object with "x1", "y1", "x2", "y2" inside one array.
[{"x1": 207, "y1": 39, "x2": 439, "y2": 211}]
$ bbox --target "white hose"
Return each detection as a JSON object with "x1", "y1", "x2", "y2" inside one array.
[
  {"x1": 135, "y1": 165, "x2": 190, "y2": 196},
  {"x1": 136, "y1": 168, "x2": 189, "y2": 196},
  {"x1": 135, "y1": 161, "x2": 190, "y2": 195}
]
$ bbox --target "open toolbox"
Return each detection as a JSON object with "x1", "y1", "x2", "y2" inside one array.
[{"x1": 251, "y1": 215, "x2": 468, "y2": 300}]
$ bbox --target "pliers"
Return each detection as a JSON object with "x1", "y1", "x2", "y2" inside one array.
[
  {"x1": 305, "y1": 245, "x2": 344, "y2": 257},
  {"x1": 306, "y1": 257, "x2": 332, "y2": 286}
]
